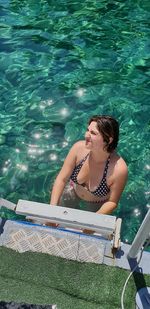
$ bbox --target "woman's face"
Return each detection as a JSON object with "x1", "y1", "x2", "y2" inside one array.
[{"x1": 85, "y1": 121, "x2": 105, "y2": 150}]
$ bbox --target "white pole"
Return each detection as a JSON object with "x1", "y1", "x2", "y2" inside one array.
[{"x1": 128, "y1": 208, "x2": 150, "y2": 259}]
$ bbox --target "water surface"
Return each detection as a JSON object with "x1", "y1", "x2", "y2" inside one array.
[{"x1": 0, "y1": 0, "x2": 150, "y2": 243}]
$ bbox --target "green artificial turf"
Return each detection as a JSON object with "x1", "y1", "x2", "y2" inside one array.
[{"x1": 0, "y1": 247, "x2": 150, "y2": 309}]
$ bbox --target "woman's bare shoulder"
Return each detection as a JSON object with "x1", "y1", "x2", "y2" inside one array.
[
  {"x1": 71, "y1": 140, "x2": 86, "y2": 151},
  {"x1": 70, "y1": 140, "x2": 87, "y2": 161},
  {"x1": 113, "y1": 153, "x2": 128, "y2": 175},
  {"x1": 108, "y1": 153, "x2": 128, "y2": 190}
]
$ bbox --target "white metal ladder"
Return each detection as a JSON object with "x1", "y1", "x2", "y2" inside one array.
[{"x1": 0, "y1": 198, "x2": 122, "y2": 249}]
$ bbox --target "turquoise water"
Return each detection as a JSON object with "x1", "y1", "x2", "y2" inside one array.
[{"x1": 0, "y1": 0, "x2": 150, "y2": 243}]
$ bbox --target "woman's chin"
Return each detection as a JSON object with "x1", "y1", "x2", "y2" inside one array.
[{"x1": 85, "y1": 142, "x2": 92, "y2": 149}]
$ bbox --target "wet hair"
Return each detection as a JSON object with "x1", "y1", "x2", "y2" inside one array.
[{"x1": 88, "y1": 115, "x2": 119, "y2": 152}]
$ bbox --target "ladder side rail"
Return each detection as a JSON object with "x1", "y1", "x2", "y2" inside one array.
[
  {"x1": 128, "y1": 208, "x2": 150, "y2": 259},
  {"x1": 0, "y1": 198, "x2": 16, "y2": 210}
]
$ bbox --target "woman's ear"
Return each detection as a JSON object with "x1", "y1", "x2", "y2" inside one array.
[{"x1": 109, "y1": 137, "x2": 113, "y2": 144}]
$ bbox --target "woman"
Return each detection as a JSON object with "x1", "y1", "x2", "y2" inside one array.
[{"x1": 50, "y1": 115, "x2": 128, "y2": 215}]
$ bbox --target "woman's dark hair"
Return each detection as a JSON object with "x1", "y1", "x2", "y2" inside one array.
[{"x1": 89, "y1": 115, "x2": 119, "y2": 152}]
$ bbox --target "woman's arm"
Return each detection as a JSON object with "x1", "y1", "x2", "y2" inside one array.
[
  {"x1": 50, "y1": 142, "x2": 80, "y2": 205},
  {"x1": 97, "y1": 158, "x2": 128, "y2": 215}
]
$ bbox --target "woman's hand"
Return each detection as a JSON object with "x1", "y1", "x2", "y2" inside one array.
[
  {"x1": 83, "y1": 229, "x2": 94, "y2": 234},
  {"x1": 45, "y1": 222, "x2": 59, "y2": 228}
]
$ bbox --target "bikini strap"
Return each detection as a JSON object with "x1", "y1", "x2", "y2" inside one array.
[
  {"x1": 80, "y1": 152, "x2": 90, "y2": 165},
  {"x1": 103, "y1": 155, "x2": 111, "y2": 177}
]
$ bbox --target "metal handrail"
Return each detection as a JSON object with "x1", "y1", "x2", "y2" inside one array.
[{"x1": 127, "y1": 208, "x2": 150, "y2": 259}]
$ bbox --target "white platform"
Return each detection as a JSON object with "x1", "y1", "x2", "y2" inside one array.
[{"x1": 0, "y1": 220, "x2": 107, "y2": 264}]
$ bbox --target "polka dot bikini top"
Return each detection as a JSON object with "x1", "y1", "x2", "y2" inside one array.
[{"x1": 70, "y1": 153, "x2": 110, "y2": 198}]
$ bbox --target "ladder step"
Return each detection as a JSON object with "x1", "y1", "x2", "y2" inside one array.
[{"x1": 16, "y1": 199, "x2": 116, "y2": 235}]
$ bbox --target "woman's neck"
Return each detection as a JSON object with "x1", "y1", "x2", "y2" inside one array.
[{"x1": 90, "y1": 150, "x2": 110, "y2": 164}]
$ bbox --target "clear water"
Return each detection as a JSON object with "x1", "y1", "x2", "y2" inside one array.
[{"x1": 0, "y1": 0, "x2": 150, "y2": 243}]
